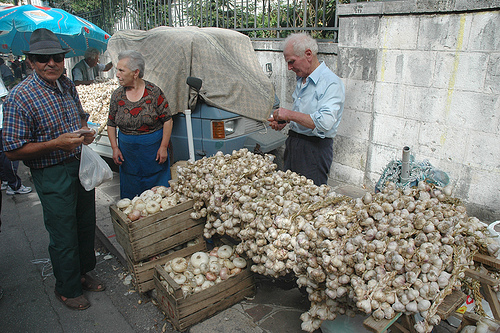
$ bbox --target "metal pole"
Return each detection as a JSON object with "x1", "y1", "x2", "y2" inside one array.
[{"x1": 401, "y1": 146, "x2": 410, "y2": 184}]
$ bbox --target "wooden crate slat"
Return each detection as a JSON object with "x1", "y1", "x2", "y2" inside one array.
[
  {"x1": 177, "y1": 285, "x2": 255, "y2": 330},
  {"x1": 464, "y1": 268, "x2": 500, "y2": 286},
  {"x1": 127, "y1": 210, "x2": 198, "y2": 241},
  {"x1": 130, "y1": 240, "x2": 206, "y2": 284},
  {"x1": 129, "y1": 200, "x2": 195, "y2": 230},
  {"x1": 112, "y1": 217, "x2": 134, "y2": 256},
  {"x1": 473, "y1": 253, "x2": 500, "y2": 269},
  {"x1": 177, "y1": 275, "x2": 254, "y2": 318},
  {"x1": 133, "y1": 224, "x2": 204, "y2": 261},
  {"x1": 110, "y1": 200, "x2": 195, "y2": 231}
]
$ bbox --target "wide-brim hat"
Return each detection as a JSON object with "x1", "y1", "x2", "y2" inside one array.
[{"x1": 22, "y1": 28, "x2": 70, "y2": 55}]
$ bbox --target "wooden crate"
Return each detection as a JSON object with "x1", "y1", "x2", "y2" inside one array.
[
  {"x1": 154, "y1": 261, "x2": 255, "y2": 331},
  {"x1": 127, "y1": 236, "x2": 206, "y2": 293},
  {"x1": 110, "y1": 199, "x2": 205, "y2": 263}
]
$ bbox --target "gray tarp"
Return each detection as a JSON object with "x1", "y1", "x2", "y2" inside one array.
[{"x1": 107, "y1": 26, "x2": 275, "y2": 122}]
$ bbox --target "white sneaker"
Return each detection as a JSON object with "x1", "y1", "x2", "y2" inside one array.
[
  {"x1": 6, "y1": 185, "x2": 32, "y2": 195},
  {"x1": 1, "y1": 181, "x2": 7, "y2": 191}
]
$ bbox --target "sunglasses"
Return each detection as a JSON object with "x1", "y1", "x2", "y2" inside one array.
[{"x1": 33, "y1": 53, "x2": 65, "y2": 63}]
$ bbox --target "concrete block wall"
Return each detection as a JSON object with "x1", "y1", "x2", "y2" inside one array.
[{"x1": 335, "y1": 0, "x2": 500, "y2": 222}]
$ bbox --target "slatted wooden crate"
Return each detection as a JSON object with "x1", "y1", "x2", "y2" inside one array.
[
  {"x1": 126, "y1": 236, "x2": 206, "y2": 293},
  {"x1": 154, "y1": 260, "x2": 255, "y2": 331},
  {"x1": 110, "y1": 199, "x2": 205, "y2": 263}
]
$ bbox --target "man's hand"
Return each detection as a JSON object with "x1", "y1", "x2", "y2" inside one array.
[
  {"x1": 55, "y1": 133, "x2": 86, "y2": 152},
  {"x1": 268, "y1": 108, "x2": 289, "y2": 131}
]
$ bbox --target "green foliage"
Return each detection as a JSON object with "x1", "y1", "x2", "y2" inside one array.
[{"x1": 48, "y1": 0, "x2": 338, "y2": 41}]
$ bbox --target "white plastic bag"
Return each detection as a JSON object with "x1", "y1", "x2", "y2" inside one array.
[{"x1": 79, "y1": 145, "x2": 113, "y2": 191}]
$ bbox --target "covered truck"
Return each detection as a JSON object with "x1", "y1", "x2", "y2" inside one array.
[{"x1": 89, "y1": 26, "x2": 285, "y2": 163}]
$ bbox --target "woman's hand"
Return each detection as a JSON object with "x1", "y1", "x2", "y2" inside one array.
[
  {"x1": 112, "y1": 146, "x2": 124, "y2": 165},
  {"x1": 156, "y1": 146, "x2": 169, "y2": 164}
]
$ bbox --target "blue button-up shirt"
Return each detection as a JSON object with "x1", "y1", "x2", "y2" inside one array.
[
  {"x1": 2, "y1": 72, "x2": 88, "y2": 169},
  {"x1": 288, "y1": 62, "x2": 345, "y2": 139}
]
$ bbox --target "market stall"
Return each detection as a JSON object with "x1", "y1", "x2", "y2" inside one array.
[{"x1": 109, "y1": 148, "x2": 500, "y2": 332}]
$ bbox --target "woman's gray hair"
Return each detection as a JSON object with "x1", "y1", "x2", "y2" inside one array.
[
  {"x1": 284, "y1": 33, "x2": 318, "y2": 56},
  {"x1": 118, "y1": 50, "x2": 145, "y2": 78}
]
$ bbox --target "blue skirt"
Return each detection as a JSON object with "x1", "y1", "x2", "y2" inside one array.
[{"x1": 118, "y1": 129, "x2": 171, "y2": 199}]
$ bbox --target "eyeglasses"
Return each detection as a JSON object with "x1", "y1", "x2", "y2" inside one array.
[{"x1": 33, "y1": 53, "x2": 65, "y2": 63}]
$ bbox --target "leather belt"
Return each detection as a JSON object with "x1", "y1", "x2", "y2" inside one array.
[
  {"x1": 288, "y1": 130, "x2": 323, "y2": 143},
  {"x1": 60, "y1": 155, "x2": 80, "y2": 164}
]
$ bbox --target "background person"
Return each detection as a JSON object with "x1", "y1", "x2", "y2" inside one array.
[
  {"x1": 0, "y1": 77, "x2": 31, "y2": 195},
  {"x1": 2, "y1": 28, "x2": 104, "y2": 311},
  {"x1": 107, "y1": 50, "x2": 173, "y2": 199},
  {"x1": 71, "y1": 47, "x2": 113, "y2": 85},
  {"x1": 268, "y1": 33, "x2": 345, "y2": 186},
  {"x1": 0, "y1": 58, "x2": 14, "y2": 88}
]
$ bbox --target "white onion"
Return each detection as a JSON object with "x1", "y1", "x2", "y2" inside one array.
[
  {"x1": 171, "y1": 257, "x2": 188, "y2": 273},
  {"x1": 190, "y1": 252, "x2": 209, "y2": 268},
  {"x1": 217, "y1": 245, "x2": 233, "y2": 259}
]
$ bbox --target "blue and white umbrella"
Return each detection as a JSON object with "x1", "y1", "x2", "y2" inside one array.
[{"x1": 0, "y1": 4, "x2": 110, "y2": 57}]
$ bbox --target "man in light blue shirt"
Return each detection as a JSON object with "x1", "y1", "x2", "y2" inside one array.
[{"x1": 269, "y1": 33, "x2": 345, "y2": 185}]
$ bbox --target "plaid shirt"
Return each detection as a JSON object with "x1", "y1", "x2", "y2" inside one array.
[{"x1": 2, "y1": 72, "x2": 88, "y2": 169}]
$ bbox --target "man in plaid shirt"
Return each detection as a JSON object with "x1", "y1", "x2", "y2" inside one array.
[{"x1": 2, "y1": 28, "x2": 105, "y2": 310}]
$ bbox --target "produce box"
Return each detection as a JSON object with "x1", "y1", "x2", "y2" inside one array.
[
  {"x1": 153, "y1": 259, "x2": 255, "y2": 331},
  {"x1": 127, "y1": 236, "x2": 206, "y2": 293},
  {"x1": 110, "y1": 199, "x2": 205, "y2": 263}
]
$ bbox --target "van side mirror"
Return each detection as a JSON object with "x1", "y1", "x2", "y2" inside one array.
[{"x1": 186, "y1": 77, "x2": 202, "y2": 92}]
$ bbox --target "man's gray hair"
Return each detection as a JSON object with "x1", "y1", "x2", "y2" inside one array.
[
  {"x1": 118, "y1": 50, "x2": 145, "y2": 78},
  {"x1": 284, "y1": 33, "x2": 318, "y2": 56},
  {"x1": 84, "y1": 47, "x2": 100, "y2": 60}
]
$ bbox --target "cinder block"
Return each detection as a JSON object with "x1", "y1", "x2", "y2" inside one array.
[
  {"x1": 485, "y1": 53, "x2": 500, "y2": 94},
  {"x1": 468, "y1": 168, "x2": 500, "y2": 211},
  {"x1": 332, "y1": 135, "x2": 369, "y2": 169},
  {"x1": 338, "y1": 16, "x2": 380, "y2": 49},
  {"x1": 401, "y1": 50, "x2": 436, "y2": 86},
  {"x1": 379, "y1": 16, "x2": 419, "y2": 50},
  {"x1": 373, "y1": 82, "x2": 405, "y2": 117},
  {"x1": 337, "y1": 108, "x2": 372, "y2": 141},
  {"x1": 377, "y1": 49, "x2": 405, "y2": 84},
  {"x1": 418, "y1": 122, "x2": 468, "y2": 163},
  {"x1": 402, "y1": 86, "x2": 448, "y2": 122},
  {"x1": 329, "y1": 162, "x2": 365, "y2": 187},
  {"x1": 466, "y1": 130, "x2": 500, "y2": 170},
  {"x1": 432, "y1": 51, "x2": 488, "y2": 92},
  {"x1": 338, "y1": 47, "x2": 378, "y2": 81},
  {"x1": 468, "y1": 11, "x2": 500, "y2": 51},
  {"x1": 417, "y1": 14, "x2": 473, "y2": 51},
  {"x1": 448, "y1": 90, "x2": 498, "y2": 133},
  {"x1": 372, "y1": 114, "x2": 420, "y2": 147},
  {"x1": 344, "y1": 79, "x2": 375, "y2": 113}
]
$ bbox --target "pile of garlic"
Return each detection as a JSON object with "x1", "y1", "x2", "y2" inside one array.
[
  {"x1": 168, "y1": 148, "x2": 500, "y2": 333},
  {"x1": 76, "y1": 78, "x2": 119, "y2": 126},
  {"x1": 159, "y1": 244, "x2": 247, "y2": 296},
  {"x1": 115, "y1": 185, "x2": 189, "y2": 221}
]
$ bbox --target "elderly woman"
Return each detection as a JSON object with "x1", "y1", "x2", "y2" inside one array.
[{"x1": 107, "y1": 50, "x2": 173, "y2": 199}]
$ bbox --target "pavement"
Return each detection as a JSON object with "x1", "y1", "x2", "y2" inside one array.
[{"x1": 0, "y1": 161, "x2": 458, "y2": 333}]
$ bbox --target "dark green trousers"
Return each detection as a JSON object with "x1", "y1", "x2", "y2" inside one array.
[{"x1": 31, "y1": 159, "x2": 96, "y2": 298}]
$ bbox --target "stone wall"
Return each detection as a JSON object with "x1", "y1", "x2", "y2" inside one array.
[{"x1": 252, "y1": 0, "x2": 500, "y2": 222}]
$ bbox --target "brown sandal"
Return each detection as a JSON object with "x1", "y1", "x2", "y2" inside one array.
[
  {"x1": 81, "y1": 274, "x2": 106, "y2": 292},
  {"x1": 54, "y1": 290, "x2": 90, "y2": 310}
]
